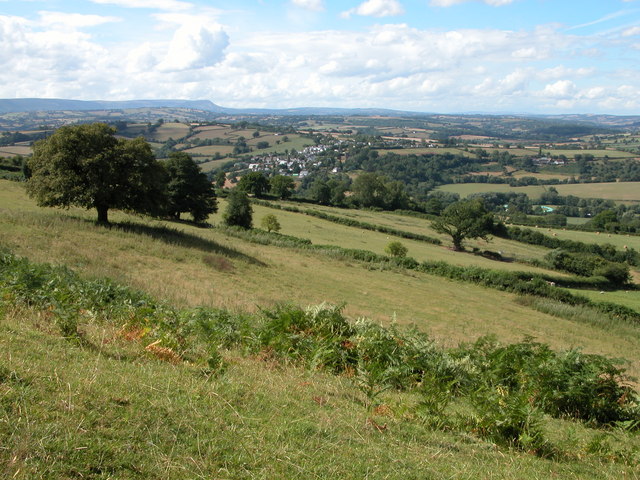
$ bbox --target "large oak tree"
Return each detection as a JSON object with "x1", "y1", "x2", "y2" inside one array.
[
  {"x1": 26, "y1": 123, "x2": 166, "y2": 224},
  {"x1": 431, "y1": 199, "x2": 495, "y2": 251}
]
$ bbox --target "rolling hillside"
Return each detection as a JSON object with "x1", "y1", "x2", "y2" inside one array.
[{"x1": 2, "y1": 179, "x2": 640, "y2": 478}]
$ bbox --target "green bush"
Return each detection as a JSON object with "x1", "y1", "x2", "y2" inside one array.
[
  {"x1": 385, "y1": 241, "x2": 408, "y2": 258},
  {"x1": 594, "y1": 262, "x2": 632, "y2": 286}
]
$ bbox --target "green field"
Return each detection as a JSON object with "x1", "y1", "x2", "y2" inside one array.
[
  {"x1": 246, "y1": 134, "x2": 315, "y2": 155},
  {"x1": 542, "y1": 149, "x2": 637, "y2": 159},
  {"x1": 183, "y1": 145, "x2": 235, "y2": 156},
  {"x1": 0, "y1": 145, "x2": 32, "y2": 157},
  {"x1": 149, "y1": 122, "x2": 191, "y2": 142},
  {"x1": 197, "y1": 158, "x2": 233, "y2": 172},
  {"x1": 376, "y1": 147, "x2": 475, "y2": 157},
  {"x1": 269, "y1": 201, "x2": 554, "y2": 265},
  {"x1": 2, "y1": 179, "x2": 640, "y2": 478},
  {"x1": 4, "y1": 301, "x2": 639, "y2": 479},
  {"x1": 437, "y1": 181, "x2": 640, "y2": 203},
  {"x1": 1, "y1": 180, "x2": 637, "y2": 368},
  {"x1": 436, "y1": 183, "x2": 548, "y2": 198},
  {"x1": 522, "y1": 224, "x2": 640, "y2": 252}
]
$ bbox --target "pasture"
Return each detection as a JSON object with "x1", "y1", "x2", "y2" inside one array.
[
  {"x1": 1, "y1": 179, "x2": 637, "y2": 374},
  {"x1": 0, "y1": 145, "x2": 32, "y2": 157},
  {"x1": 436, "y1": 183, "x2": 548, "y2": 198},
  {"x1": 436, "y1": 181, "x2": 640, "y2": 203},
  {"x1": 197, "y1": 158, "x2": 234, "y2": 172},
  {"x1": 183, "y1": 145, "x2": 235, "y2": 156},
  {"x1": 272, "y1": 201, "x2": 554, "y2": 264},
  {"x1": 543, "y1": 148, "x2": 637, "y2": 159},
  {"x1": 375, "y1": 147, "x2": 475, "y2": 156},
  {"x1": 150, "y1": 122, "x2": 191, "y2": 142},
  {"x1": 3, "y1": 305, "x2": 638, "y2": 479},
  {"x1": 522, "y1": 224, "x2": 640, "y2": 252}
]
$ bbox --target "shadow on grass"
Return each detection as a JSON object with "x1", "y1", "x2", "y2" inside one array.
[
  {"x1": 42, "y1": 212, "x2": 265, "y2": 266},
  {"x1": 109, "y1": 221, "x2": 267, "y2": 267}
]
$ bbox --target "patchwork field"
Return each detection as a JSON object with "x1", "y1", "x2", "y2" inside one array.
[{"x1": 148, "y1": 122, "x2": 191, "y2": 142}]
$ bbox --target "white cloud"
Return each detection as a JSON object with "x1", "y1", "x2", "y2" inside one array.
[
  {"x1": 126, "y1": 42, "x2": 159, "y2": 72},
  {"x1": 538, "y1": 66, "x2": 595, "y2": 81},
  {"x1": 541, "y1": 80, "x2": 577, "y2": 99},
  {"x1": 1, "y1": 10, "x2": 638, "y2": 114},
  {"x1": 341, "y1": 0, "x2": 404, "y2": 19},
  {"x1": 581, "y1": 86, "x2": 605, "y2": 100},
  {"x1": 89, "y1": 0, "x2": 192, "y2": 12},
  {"x1": 158, "y1": 22, "x2": 229, "y2": 71},
  {"x1": 0, "y1": 15, "x2": 110, "y2": 98},
  {"x1": 430, "y1": 0, "x2": 514, "y2": 6},
  {"x1": 499, "y1": 69, "x2": 528, "y2": 93},
  {"x1": 38, "y1": 11, "x2": 121, "y2": 29},
  {"x1": 290, "y1": 0, "x2": 325, "y2": 11},
  {"x1": 621, "y1": 26, "x2": 640, "y2": 37}
]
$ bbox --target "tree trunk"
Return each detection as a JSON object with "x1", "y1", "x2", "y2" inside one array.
[
  {"x1": 452, "y1": 233, "x2": 464, "y2": 251},
  {"x1": 96, "y1": 204, "x2": 109, "y2": 224}
]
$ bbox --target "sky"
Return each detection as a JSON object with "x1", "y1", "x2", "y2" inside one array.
[{"x1": 2, "y1": 0, "x2": 640, "y2": 114}]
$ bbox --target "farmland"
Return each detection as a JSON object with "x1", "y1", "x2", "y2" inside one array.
[
  {"x1": 2, "y1": 109, "x2": 640, "y2": 477},
  {"x1": 1, "y1": 179, "x2": 638, "y2": 368},
  {"x1": 3, "y1": 171, "x2": 640, "y2": 478},
  {"x1": 437, "y1": 181, "x2": 640, "y2": 203}
]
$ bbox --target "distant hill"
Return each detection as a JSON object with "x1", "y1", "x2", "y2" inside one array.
[
  {"x1": 0, "y1": 98, "x2": 226, "y2": 114},
  {"x1": 0, "y1": 98, "x2": 424, "y2": 117},
  {"x1": 1, "y1": 98, "x2": 639, "y2": 131}
]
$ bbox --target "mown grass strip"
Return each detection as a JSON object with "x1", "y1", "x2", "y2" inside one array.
[{"x1": 252, "y1": 199, "x2": 442, "y2": 245}]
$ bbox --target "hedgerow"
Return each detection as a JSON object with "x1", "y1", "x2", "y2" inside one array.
[{"x1": 505, "y1": 226, "x2": 640, "y2": 266}]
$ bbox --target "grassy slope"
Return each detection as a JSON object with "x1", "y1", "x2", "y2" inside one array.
[
  {"x1": 3, "y1": 181, "x2": 640, "y2": 478},
  {"x1": 4, "y1": 307, "x2": 638, "y2": 479},
  {"x1": 268, "y1": 201, "x2": 555, "y2": 263},
  {"x1": 1, "y1": 180, "x2": 639, "y2": 378}
]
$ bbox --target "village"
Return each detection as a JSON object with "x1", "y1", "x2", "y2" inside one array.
[{"x1": 243, "y1": 144, "x2": 336, "y2": 177}]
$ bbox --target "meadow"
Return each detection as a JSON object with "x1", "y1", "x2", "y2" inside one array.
[
  {"x1": 1, "y1": 180, "x2": 638, "y2": 374},
  {"x1": 2, "y1": 178, "x2": 640, "y2": 478},
  {"x1": 147, "y1": 122, "x2": 191, "y2": 142},
  {"x1": 436, "y1": 181, "x2": 640, "y2": 203},
  {"x1": 262, "y1": 200, "x2": 554, "y2": 265},
  {"x1": 0, "y1": 145, "x2": 31, "y2": 157},
  {"x1": 4, "y1": 300, "x2": 639, "y2": 479}
]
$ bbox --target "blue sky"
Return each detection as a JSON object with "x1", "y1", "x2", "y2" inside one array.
[{"x1": 2, "y1": 0, "x2": 640, "y2": 114}]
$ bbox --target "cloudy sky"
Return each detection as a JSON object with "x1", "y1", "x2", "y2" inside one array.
[{"x1": 2, "y1": 0, "x2": 640, "y2": 114}]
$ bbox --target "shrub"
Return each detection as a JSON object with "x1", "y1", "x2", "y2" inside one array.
[
  {"x1": 385, "y1": 241, "x2": 408, "y2": 258},
  {"x1": 260, "y1": 213, "x2": 281, "y2": 233},
  {"x1": 223, "y1": 189, "x2": 252, "y2": 228},
  {"x1": 594, "y1": 262, "x2": 631, "y2": 286},
  {"x1": 472, "y1": 385, "x2": 550, "y2": 454}
]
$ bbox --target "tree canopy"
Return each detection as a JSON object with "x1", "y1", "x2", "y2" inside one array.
[
  {"x1": 237, "y1": 171, "x2": 269, "y2": 197},
  {"x1": 163, "y1": 152, "x2": 217, "y2": 223},
  {"x1": 261, "y1": 214, "x2": 281, "y2": 233},
  {"x1": 431, "y1": 199, "x2": 494, "y2": 251},
  {"x1": 351, "y1": 172, "x2": 411, "y2": 210},
  {"x1": 269, "y1": 175, "x2": 296, "y2": 199},
  {"x1": 26, "y1": 123, "x2": 166, "y2": 224},
  {"x1": 223, "y1": 189, "x2": 253, "y2": 228}
]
